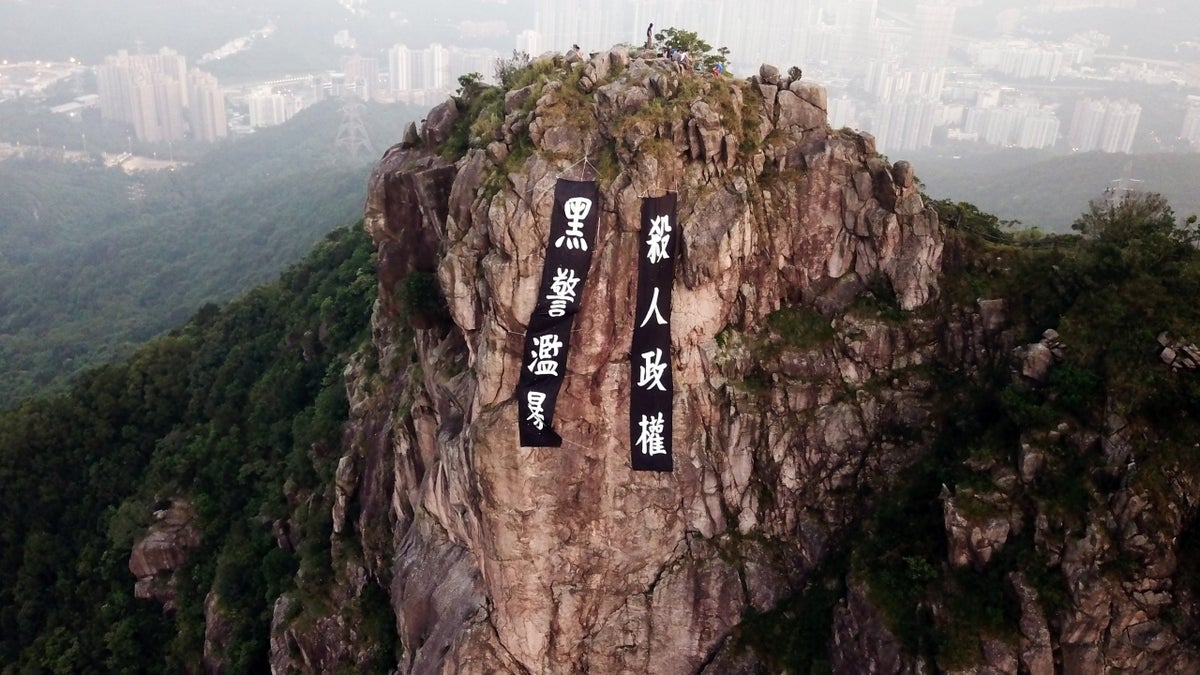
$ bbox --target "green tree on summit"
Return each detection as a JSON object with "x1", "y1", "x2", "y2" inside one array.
[{"x1": 653, "y1": 27, "x2": 731, "y2": 71}]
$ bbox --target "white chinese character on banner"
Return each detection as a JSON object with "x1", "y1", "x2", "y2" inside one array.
[
  {"x1": 555, "y1": 197, "x2": 592, "y2": 251},
  {"x1": 528, "y1": 334, "x2": 564, "y2": 376},
  {"x1": 645, "y1": 215, "x2": 672, "y2": 264},
  {"x1": 526, "y1": 391, "x2": 547, "y2": 430},
  {"x1": 639, "y1": 287, "x2": 668, "y2": 327},
  {"x1": 637, "y1": 348, "x2": 668, "y2": 392},
  {"x1": 545, "y1": 267, "x2": 581, "y2": 318},
  {"x1": 636, "y1": 412, "x2": 667, "y2": 456}
]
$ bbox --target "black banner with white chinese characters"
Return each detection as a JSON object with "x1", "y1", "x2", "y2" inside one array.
[
  {"x1": 630, "y1": 193, "x2": 678, "y2": 472},
  {"x1": 517, "y1": 179, "x2": 601, "y2": 447}
]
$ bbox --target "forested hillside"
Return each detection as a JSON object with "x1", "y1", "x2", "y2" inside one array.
[
  {"x1": 0, "y1": 99, "x2": 417, "y2": 409},
  {"x1": 0, "y1": 224, "x2": 379, "y2": 672}
]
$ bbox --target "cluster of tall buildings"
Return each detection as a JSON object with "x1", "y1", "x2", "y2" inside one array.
[
  {"x1": 961, "y1": 103, "x2": 1061, "y2": 149},
  {"x1": 74, "y1": 0, "x2": 1182, "y2": 157},
  {"x1": 1182, "y1": 96, "x2": 1200, "y2": 150},
  {"x1": 95, "y1": 48, "x2": 227, "y2": 143},
  {"x1": 522, "y1": 0, "x2": 1173, "y2": 155},
  {"x1": 244, "y1": 83, "x2": 306, "y2": 128},
  {"x1": 385, "y1": 44, "x2": 494, "y2": 105},
  {"x1": 1067, "y1": 98, "x2": 1141, "y2": 153}
]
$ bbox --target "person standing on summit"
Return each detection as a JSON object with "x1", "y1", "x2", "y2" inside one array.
[{"x1": 645, "y1": 23, "x2": 654, "y2": 49}]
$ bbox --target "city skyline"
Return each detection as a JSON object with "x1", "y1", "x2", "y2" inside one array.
[{"x1": 0, "y1": 1, "x2": 1197, "y2": 155}]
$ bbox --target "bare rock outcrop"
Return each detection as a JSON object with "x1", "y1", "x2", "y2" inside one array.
[
  {"x1": 288, "y1": 49, "x2": 945, "y2": 674},
  {"x1": 128, "y1": 499, "x2": 201, "y2": 611},
  {"x1": 830, "y1": 583, "x2": 907, "y2": 674},
  {"x1": 268, "y1": 48, "x2": 1200, "y2": 675}
]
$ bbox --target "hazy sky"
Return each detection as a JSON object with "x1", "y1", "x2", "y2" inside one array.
[{"x1": 1, "y1": 1, "x2": 1198, "y2": 66}]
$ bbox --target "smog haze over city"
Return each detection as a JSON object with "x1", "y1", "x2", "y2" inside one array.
[{"x1": 2, "y1": 0, "x2": 1199, "y2": 228}]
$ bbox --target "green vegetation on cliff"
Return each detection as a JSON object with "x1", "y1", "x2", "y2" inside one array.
[{"x1": 0, "y1": 224, "x2": 376, "y2": 672}]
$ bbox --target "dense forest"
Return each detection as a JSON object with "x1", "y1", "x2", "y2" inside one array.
[
  {"x1": 0, "y1": 224, "x2": 380, "y2": 672},
  {"x1": 0, "y1": 98, "x2": 418, "y2": 409}
]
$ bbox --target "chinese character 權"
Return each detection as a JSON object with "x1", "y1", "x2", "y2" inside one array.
[
  {"x1": 526, "y1": 391, "x2": 547, "y2": 430},
  {"x1": 636, "y1": 412, "x2": 667, "y2": 456},
  {"x1": 639, "y1": 287, "x2": 668, "y2": 327},
  {"x1": 637, "y1": 348, "x2": 668, "y2": 392},
  {"x1": 555, "y1": 197, "x2": 592, "y2": 250},
  {"x1": 527, "y1": 333, "x2": 564, "y2": 376},
  {"x1": 545, "y1": 267, "x2": 581, "y2": 318},
  {"x1": 645, "y1": 214, "x2": 672, "y2": 264}
]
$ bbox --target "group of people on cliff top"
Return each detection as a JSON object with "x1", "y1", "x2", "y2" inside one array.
[{"x1": 645, "y1": 22, "x2": 726, "y2": 75}]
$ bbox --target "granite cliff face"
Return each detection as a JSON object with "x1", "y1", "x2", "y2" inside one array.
[{"x1": 258, "y1": 49, "x2": 1200, "y2": 674}]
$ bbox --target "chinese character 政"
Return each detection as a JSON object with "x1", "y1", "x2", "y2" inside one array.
[
  {"x1": 636, "y1": 412, "x2": 667, "y2": 455},
  {"x1": 555, "y1": 197, "x2": 592, "y2": 251},
  {"x1": 645, "y1": 214, "x2": 672, "y2": 264},
  {"x1": 637, "y1": 348, "x2": 668, "y2": 392},
  {"x1": 526, "y1": 391, "x2": 547, "y2": 430},
  {"x1": 546, "y1": 267, "x2": 581, "y2": 318},
  {"x1": 528, "y1": 333, "x2": 564, "y2": 376}
]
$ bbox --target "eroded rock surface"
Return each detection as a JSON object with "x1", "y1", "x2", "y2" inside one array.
[
  {"x1": 266, "y1": 48, "x2": 1200, "y2": 675},
  {"x1": 129, "y1": 499, "x2": 201, "y2": 611}
]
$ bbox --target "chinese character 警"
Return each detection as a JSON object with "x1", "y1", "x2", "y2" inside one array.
[{"x1": 545, "y1": 267, "x2": 581, "y2": 318}]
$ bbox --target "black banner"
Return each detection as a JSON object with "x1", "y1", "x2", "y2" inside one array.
[
  {"x1": 630, "y1": 193, "x2": 678, "y2": 472},
  {"x1": 517, "y1": 179, "x2": 601, "y2": 447}
]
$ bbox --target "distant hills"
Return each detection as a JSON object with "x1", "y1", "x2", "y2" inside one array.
[
  {"x1": 908, "y1": 149, "x2": 1200, "y2": 233},
  {"x1": 0, "y1": 98, "x2": 419, "y2": 408}
]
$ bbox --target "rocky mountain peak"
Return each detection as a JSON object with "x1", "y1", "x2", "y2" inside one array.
[
  {"x1": 264, "y1": 46, "x2": 1200, "y2": 675},
  {"x1": 307, "y1": 46, "x2": 947, "y2": 673}
]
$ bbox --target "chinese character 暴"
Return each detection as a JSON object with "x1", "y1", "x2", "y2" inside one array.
[
  {"x1": 545, "y1": 267, "x2": 581, "y2": 318},
  {"x1": 637, "y1": 348, "x2": 668, "y2": 392},
  {"x1": 526, "y1": 391, "x2": 547, "y2": 430},
  {"x1": 527, "y1": 333, "x2": 564, "y2": 376},
  {"x1": 639, "y1": 287, "x2": 668, "y2": 327},
  {"x1": 636, "y1": 412, "x2": 667, "y2": 455},
  {"x1": 645, "y1": 214, "x2": 672, "y2": 264},
  {"x1": 555, "y1": 197, "x2": 592, "y2": 251}
]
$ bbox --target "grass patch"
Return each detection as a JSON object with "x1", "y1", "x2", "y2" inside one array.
[{"x1": 765, "y1": 306, "x2": 835, "y2": 350}]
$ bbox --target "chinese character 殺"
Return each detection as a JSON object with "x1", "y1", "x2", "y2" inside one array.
[{"x1": 645, "y1": 214, "x2": 672, "y2": 264}]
